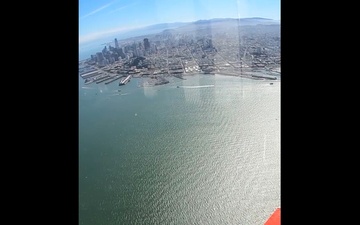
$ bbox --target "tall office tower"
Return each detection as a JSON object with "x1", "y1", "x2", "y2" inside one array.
[
  {"x1": 102, "y1": 46, "x2": 108, "y2": 54},
  {"x1": 115, "y1": 38, "x2": 119, "y2": 49},
  {"x1": 117, "y1": 48, "x2": 126, "y2": 59},
  {"x1": 143, "y1": 38, "x2": 150, "y2": 51},
  {"x1": 96, "y1": 52, "x2": 104, "y2": 64},
  {"x1": 208, "y1": 39, "x2": 213, "y2": 48}
]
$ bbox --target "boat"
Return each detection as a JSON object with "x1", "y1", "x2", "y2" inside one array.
[
  {"x1": 84, "y1": 78, "x2": 95, "y2": 85},
  {"x1": 119, "y1": 75, "x2": 131, "y2": 86}
]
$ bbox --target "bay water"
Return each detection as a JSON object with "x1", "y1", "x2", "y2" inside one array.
[{"x1": 79, "y1": 74, "x2": 280, "y2": 225}]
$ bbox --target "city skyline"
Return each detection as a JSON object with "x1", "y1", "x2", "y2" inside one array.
[{"x1": 79, "y1": 0, "x2": 280, "y2": 46}]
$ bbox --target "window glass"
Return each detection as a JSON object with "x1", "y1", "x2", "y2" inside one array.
[{"x1": 79, "y1": 1, "x2": 280, "y2": 224}]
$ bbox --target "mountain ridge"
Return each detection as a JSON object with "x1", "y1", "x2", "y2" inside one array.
[
  {"x1": 79, "y1": 17, "x2": 280, "y2": 60},
  {"x1": 120, "y1": 17, "x2": 280, "y2": 40}
]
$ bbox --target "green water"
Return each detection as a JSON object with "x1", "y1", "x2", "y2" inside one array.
[{"x1": 79, "y1": 74, "x2": 280, "y2": 225}]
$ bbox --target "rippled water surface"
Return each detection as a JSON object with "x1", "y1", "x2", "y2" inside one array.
[{"x1": 79, "y1": 74, "x2": 280, "y2": 225}]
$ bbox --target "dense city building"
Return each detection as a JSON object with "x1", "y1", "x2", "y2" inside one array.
[{"x1": 80, "y1": 19, "x2": 280, "y2": 85}]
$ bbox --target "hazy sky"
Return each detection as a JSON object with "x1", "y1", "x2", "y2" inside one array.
[{"x1": 79, "y1": 0, "x2": 280, "y2": 45}]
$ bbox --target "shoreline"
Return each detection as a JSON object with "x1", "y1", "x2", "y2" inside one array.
[
  {"x1": 183, "y1": 71, "x2": 280, "y2": 80},
  {"x1": 79, "y1": 67, "x2": 280, "y2": 87}
]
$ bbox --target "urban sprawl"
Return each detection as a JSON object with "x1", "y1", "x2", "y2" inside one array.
[{"x1": 79, "y1": 19, "x2": 280, "y2": 87}]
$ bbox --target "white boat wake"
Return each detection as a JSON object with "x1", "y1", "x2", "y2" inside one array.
[{"x1": 108, "y1": 93, "x2": 129, "y2": 97}]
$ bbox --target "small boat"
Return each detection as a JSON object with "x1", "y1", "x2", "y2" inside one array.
[
  {"x1": 119, "y1": 75, "x2": 131, "y2": 86},
  {"x1": 84, "y1": 78, "x2": 95, "y2": 85}
]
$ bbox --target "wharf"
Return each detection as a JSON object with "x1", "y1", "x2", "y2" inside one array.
[
  {"x1": 105, "y1": 75, "x2": 122, "y2": 85},
  {"x1": 80, "y1": 70, "x2": 100, "y2": 79},
  {"x1": 95, "y1": 75, "x2": 111, "y2": 84},
  {"x1": 251, "y1": 74, "x2": 277, "y2": 80},
  {"x1": 79, "y1": 68, "x2": 97, "y2": 76}
]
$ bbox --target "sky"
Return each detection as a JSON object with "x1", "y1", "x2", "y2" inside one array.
[{"x1": 79, "y1": 0, "x2": 280, "y2": 60}]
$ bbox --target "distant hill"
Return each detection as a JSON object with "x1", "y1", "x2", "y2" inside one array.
[
  {"x1": 150, "y1": 17, "x2": 280, "y2": 36},
  {"x1": 140, "y1": 17, "x2": 280, "y2": 31},
  {"x1": 118, "y1": 17, "x2": 279, "y2": 40},
  {"x1": 142, "y1": 22, "x2": 190, "y2": 32},
  {"x1": 103, "y1": 17, "x2": 280, "y2": 43},
  {"x1": 79, "y1": 17, "x2": 280, "y2": 60},
  {"x1": 115, "y1": 22, "x2": 190, "y2": 41},
  {"x1": 193, "y1": 17, "x2": 279, "y2": 26}
]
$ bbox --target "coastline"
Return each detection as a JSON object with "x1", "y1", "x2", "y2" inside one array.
[{"x1": 79, "y1": 60, "x2": 280, "y2": 87}]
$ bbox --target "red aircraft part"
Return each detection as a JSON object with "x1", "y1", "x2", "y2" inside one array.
[{"x1": 264, "y1": 208, "x2": 280, "y2": 225}]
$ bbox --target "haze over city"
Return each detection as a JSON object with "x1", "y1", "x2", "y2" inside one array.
[{"x1": 79, "y1": 0, "x2": 280, "y2": 47}]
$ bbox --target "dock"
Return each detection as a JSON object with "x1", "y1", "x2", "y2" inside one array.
[
  {"x1": 80, "y1": 70, "x2": 100, "y2": 79},
  {"x1": 79, "y1": 68, "x2": 97, "y2": 76},
  {"x1": 251, "y1": 74, "x2": 277, "y2": 80},
  {"x1": 95, "y1": 75, "x2": 112, "y2": 84},
  {"x1": 105, "y1": 75, "x2": 122, "y2": 85}
]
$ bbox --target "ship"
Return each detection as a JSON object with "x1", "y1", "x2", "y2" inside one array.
[
  {"x1": 84, "y1": 77, "x2": 95, "y2": 85},
  {"x1": 119, "y1": 75, "x2": 131, "y2": 86}
]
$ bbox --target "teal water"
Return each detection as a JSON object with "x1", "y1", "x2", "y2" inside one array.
[{"x1": 79, "y1": 74, "x2": 280, "y2": 225}]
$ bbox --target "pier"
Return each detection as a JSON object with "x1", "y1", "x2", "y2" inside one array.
[
  {"x1": 95, "y1": 75, "x2": 112, "y2": 84},
  {"x1": 251, "y1": 74, "x2": 277, "y2": 80},
  {"x1": 105, "y1": 75, "x2": 122, "y2": 85},
  {"x1": 80, "y1": 70, "x2": 101, "y2": 79}
]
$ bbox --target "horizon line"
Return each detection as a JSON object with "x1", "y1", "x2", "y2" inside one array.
[{"x1": 79, "y1": 16, "x2": 280, "y2": 46}]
